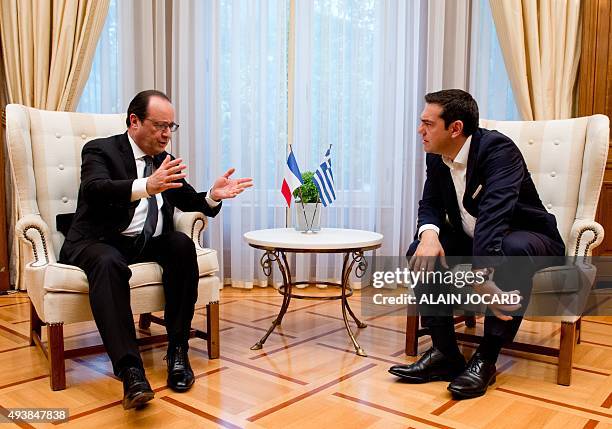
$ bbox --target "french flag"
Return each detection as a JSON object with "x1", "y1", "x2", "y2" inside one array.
[{"x1": 281, "y1": 150, "x2": 303, "y2": 207}]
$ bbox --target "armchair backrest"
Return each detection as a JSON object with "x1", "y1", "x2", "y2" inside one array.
[
  {"x1": 480, "y1": 115, "x2": 609, "y2": 249},
  {"x1": 5, "y1": 104, "x2": 126, "y2": 256}
]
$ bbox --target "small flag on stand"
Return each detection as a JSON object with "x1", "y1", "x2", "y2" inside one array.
[
  {"x1": 312, "y1": 147, "x2": 336, "y2": 207},
  {"x1": 281, "y1": 149, "x2": 303, "y2": 207}
]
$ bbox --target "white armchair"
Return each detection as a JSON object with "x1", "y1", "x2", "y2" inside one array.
[
  {"x1": 5, "y1": 104, "x2": 222, "y2": 390},
  {"x1": 405, "y1": 115, "x2": 610, "y2": 386}
]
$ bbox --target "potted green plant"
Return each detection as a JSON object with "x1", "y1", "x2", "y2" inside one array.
[{"x1": 293, "y1": 171, "x2": 321, "y2": 232}]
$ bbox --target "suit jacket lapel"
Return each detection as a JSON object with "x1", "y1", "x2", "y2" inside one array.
[
  {"x1": 118, "y1": 132, "x2": 138, "y2": 179},
  {"x1": 465, "y1": 129, "x2": 481, "y2": 190}
]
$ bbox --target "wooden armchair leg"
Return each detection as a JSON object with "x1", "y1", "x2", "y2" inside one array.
[
  {"x1": 557, "y1": 321, "x2": 577, "y2": 386},
  {"x1": 206, "y1": 302, "x2": 220, "y2": 359},
  {"x1": 47, "y1": 323, "x2": 66, "y2": 391},
  {"x1": 405, "y1": 305, "x2": 419, "y2": 356},
  {"x1": 29, "y1": 301, "x2": 42, "y2": 346},
  {"x1": 575, "y1": 317, "x2": 582, "y2": 344},
  {"x1": 464, "y1": 312, "x2": 476, "y2": 328},
  {"x1": 139, "y1": 313, "x2": 152, "y2": 329}
]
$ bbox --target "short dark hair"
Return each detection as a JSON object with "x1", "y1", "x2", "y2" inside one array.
[
  {"x1": 125, "y1": 90, "x2": 171, "y2": 127},
  {"x1": 424, "y1": 89, "x2": 479, "y2": 137}
]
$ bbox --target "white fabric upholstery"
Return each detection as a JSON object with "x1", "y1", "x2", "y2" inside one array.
[
  {"x1": 5, "y1": 104, "x2": 221, "y2": 326},
  {"x1": 480, "y1": 116, "x2": 609, "y2": 322}
]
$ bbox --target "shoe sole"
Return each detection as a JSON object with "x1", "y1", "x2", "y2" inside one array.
[
  {"x1": 388, "y1": 368, "x2": 458, "y2": 383},
  {"x1": 123, "y1": 390, "x2": 155, "y2": 410},
  {"x1": 447, "y1": 376, "x2": 496, "y2": 400}
]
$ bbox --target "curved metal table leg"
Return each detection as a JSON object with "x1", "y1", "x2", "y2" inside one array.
[
  {"x1": 251, "y1": 251, "x2": 294, "y2": 351},
  {"x1": 341, "y1": 252, "x2": 367, "y2": 356}
]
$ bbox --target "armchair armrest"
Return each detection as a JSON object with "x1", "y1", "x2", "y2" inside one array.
[
  {"x1": 15, "y1": 213, "x2": 56, "y2": 266},
  {"x1": 173, "y1": 211, "x2": 208, "y2": 249},
  {"x1": 567, "y1": 219, "x2": 604, "y2": 258}
]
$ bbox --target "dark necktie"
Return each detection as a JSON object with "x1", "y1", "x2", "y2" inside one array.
[{"x1": 134, "y1": 156, "x2": 158, "y2": 254}]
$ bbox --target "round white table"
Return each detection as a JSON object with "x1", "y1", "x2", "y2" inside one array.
[{"x1": 243, "y1": 228, "x2": 383, "y2": 356}]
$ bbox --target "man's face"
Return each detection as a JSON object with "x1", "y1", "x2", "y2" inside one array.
[
  {"x1": 129, "y1": 96, "x2": 175, "y2": 156},
  {"x1": 417, "y1": 103, "x2": 453, "y2": 155}
]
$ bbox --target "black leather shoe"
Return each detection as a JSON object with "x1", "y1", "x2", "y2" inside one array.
[
  {"x1": 166, "y1": 343, "x2": 195, "y2": 392},
  {"x1": 447, "y1": 352, "x2": 497, "y2": 399},
  {"x1": 388, "y1": 347, "x2": 466, "y2": 383},
  {"x1": 120, "y1": 367, "x2": 154, "y2": 410}
]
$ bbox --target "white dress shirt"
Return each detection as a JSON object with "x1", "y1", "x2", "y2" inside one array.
[
  {"x1": 121, "y1": 134, "x2": 220, "y2": 237},
  {"x1": 418, "y1": 135, "x2": 477, "y2": 239}
]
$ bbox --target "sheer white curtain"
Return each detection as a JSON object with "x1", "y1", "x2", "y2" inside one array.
[
  {"x1": 170, "y1": 0, "x2": 427, "y2": 288},
  {"x1": 172, "y1": 0, "x2": 289, "y2": 288},
  {"x1": 292, "y1": 0, "x2": 427, "y2": 286},
  {"x1": 469, "y1": 0, "x2": 520, "y2": 120},
  {"x1": 78, "y1": 0, "x2": 169, "y2": 114}
]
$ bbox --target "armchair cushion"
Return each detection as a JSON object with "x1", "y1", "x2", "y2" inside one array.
[{"x1": 44, "y1": 247, "x2": 219, "y2": 293}]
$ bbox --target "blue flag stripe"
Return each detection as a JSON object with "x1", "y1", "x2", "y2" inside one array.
[
  {"x1": 314, "y1": 170, "x2": 332, "y2": 204},
  {"x1": 323, "y1": 170, "x2": 335, "y2": 199}
]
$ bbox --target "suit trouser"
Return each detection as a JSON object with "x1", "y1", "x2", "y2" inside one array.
[
  {"x1": 407, "y1": 226, "x2": 565, "y2": 345},
  {"x1": 65, "y1": 231, "x2": 199, "y2": 376}
]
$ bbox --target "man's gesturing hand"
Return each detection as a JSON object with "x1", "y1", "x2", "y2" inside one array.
[
  {"x1": 146, "y1": 155, "x2": 187, "y2": 195},
  {"x1": 210, "y1": 168, "x2": 253, "y2": 201},
  {"x1": 409, "y1": 230, "x2": 448, "y2": 272}
]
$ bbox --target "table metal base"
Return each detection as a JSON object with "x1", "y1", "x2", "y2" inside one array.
[{"x1": 250, "y1": 250, "x2": 369, "y2": 356}]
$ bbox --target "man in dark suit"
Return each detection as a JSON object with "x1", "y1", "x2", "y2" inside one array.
[
  {"x1": 388, "y1": 89, "x2": 565, "y2": 399},
  {"x1": 60, "y1": 90, "x2": 252, "y2": 409}
]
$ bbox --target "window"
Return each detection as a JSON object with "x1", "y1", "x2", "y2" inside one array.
[{"x1": 470, "y1": 0, "x2": 520, "y2": 121}]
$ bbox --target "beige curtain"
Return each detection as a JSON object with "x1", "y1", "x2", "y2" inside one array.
[
  {"x1": 489, "y1": 0, "x2": 581, "y2": 120},
  {"x1": 1, "y1": 0, "x2": 110, "y2": 289}
]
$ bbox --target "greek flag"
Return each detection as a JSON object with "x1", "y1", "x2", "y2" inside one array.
[{"x1": 312, "y1": 147, "x2": 336, "y2": 207}]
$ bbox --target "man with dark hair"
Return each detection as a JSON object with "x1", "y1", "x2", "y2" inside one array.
[
  {"x1": 388, "y1": 89, "x2": 564, "y2": 399},
  {"x1": 60, "y1": 90, "x2": 253, "y2": 409}
]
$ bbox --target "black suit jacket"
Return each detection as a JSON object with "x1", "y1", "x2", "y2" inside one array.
[
  {"x1": 417, "y1": 128, "x2": 564, "y2": 266},
  {"x1": 59, "y1": 132, "x2": 221, "y2": 261}
]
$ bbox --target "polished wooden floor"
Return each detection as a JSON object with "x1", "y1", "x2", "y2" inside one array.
[{"x1": 0, "y1": 287, "x2": 610, "y2": 428}]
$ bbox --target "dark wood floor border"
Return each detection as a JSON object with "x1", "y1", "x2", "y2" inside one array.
[
  {"x1": 457, "y1": 341, "x2": 611, "y2": 376},
  {"x1": 249, "y1": 327, "x2": 347, "y2": 360},
  {"x1": 307, "y1": 311, "x2": 407, "y2": 334},
  {"x1": 0, "y1": 374, "x2": 50, "y2": 390},
  {"x1": 0, "y1": 323, "x2": 29, "y2": 341},
  {"x1": 217, "y1": 317, "x2": 297, "y2": 339},
  {"x1": 0, "y1": 301, "x2": 29, "y2": 308},
  {"x1": 582, "y1": 319, "x2": 612, "y2": 326},
  {"x1": 496, "y1": 387, "x2": 612, "y2": 419},
  {"x1": 316, "y1": 342, "x2": 409, "y2": 366},
  {"x1": 582, "y1": 419, "x2": 600, "y2": 429},
  {"x1": 246, "y1": 363, "x2": 377, "y2": 422},
  {"x1": 430, "y1": 399, "x2": 459, "y2": 416},
  {"x1": 161, "y1": 396, "x2": 243, "y2": 429},
  {"x1": 0, "y1": 344, "x2": 30, "y2": 354},
  {"x1": 55, "y1": 367, "x2": 229, "y2": 424},
  {"x1": 250, "y1": 300, "x2": 332, "y2": 323},
  {"x1": 0, "y1": 405, "x2": 36, "y2": 429},
  {"x1": 332, "y1": 392, "x2": 455, "y2": 429},
  {"x1": 194, "y1": 350, "x2": 309, "y2": 386}
]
